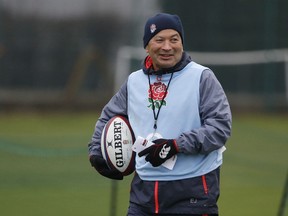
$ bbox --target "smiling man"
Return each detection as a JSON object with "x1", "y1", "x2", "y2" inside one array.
[
  {"x1": 145, "y1": 28, "x2": 183, "y2": 70},
  {"x1": 88, "y1": 13, "x2": 232, "y2": 216}
]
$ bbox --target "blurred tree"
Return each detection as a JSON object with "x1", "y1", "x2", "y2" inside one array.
[{"x1": 160, "y1": 0, "x2": 288, "y2": 51}]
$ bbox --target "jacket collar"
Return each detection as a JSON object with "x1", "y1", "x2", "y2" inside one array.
[{"x1": 142, "y1": 52, "x2": 191, "y2": 75}]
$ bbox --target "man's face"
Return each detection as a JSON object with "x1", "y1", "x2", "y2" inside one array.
[{"x1": 146, "y1": 29, "x2": 183, "y2": 71}]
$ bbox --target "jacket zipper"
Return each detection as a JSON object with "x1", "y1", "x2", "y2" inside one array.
[
  {"x1": 154, "y1": 181, "x2": 159, "y2": 214},
  {"x1": 202, "y1": 175, "x2": 209, "y2": 195}
]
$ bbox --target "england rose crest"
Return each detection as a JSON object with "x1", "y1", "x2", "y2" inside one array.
[{"x1": 148, "y1": 82, "x2": 168, "y2": 109}]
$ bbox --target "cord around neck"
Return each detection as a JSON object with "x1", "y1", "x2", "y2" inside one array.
[{"x1": 147, "y1": 70, "x2": 174, "y2": 130}]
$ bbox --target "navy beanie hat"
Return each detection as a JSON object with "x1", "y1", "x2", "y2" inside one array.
[{"x1": 143, "y1": 13, "x2": 184, "y2": 48}]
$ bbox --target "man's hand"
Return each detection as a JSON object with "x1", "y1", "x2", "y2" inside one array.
[
  {"x1": 138, "y1": 139, "x2": 178, "y2": 167},
  {"x1": 89, "y1": 155, "x2": 123, "y2": 180}
]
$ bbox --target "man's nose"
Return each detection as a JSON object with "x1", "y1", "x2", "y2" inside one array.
[{"x1": 162, "y1": 40, "x2": 172, "y2": 50}]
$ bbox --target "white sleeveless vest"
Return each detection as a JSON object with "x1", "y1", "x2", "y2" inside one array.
[{"x1": 127, "y1": 61, "x2": 223, "y2": 181}]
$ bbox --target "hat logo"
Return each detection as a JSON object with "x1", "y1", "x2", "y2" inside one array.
[{"x1": 150, "y1": 24, "x2": 157, "y2": 33}]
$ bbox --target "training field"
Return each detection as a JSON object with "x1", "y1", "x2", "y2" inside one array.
[{"x1": 0, "y1": 111, "x2": 287, "y2": 216}]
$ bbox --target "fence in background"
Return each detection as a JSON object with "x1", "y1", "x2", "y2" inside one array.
[{"x1": 115, "y1": 46, "x2": 288, "y2": 111}]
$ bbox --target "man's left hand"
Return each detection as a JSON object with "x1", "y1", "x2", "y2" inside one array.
[{"x1": 138, "y1": 139, "x2": 178, "y2": 167}]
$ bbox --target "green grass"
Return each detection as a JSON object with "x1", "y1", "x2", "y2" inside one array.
[{"x1": 0, "y1": 112, "x2": 287, "y2": 216}]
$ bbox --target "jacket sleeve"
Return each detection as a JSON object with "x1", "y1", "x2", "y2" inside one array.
[
  {"x1": 88, "y1": 81, "x2": 128, "y2": 157},
  {"x1": 176, "y1": 69, "x2": 232, "y2": 154}
]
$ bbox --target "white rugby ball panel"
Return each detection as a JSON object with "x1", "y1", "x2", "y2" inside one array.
[
  {"x1": 101, "y1": 116, "x2": 135, "y2": 176},
  {"x1": 100, "y1": 123, "x2": 107, "y2": 161}
]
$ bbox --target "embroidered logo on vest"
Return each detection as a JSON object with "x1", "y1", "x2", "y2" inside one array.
[{"x1": 148, "y1": 82, "x2": 168, "y2": 109}]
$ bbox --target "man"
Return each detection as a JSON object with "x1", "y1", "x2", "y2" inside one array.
[{"x1": 88, "y1": 13, "x2": 232, "y2": 216}]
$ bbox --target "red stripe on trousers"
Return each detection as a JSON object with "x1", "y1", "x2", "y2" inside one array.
[
  {"x1": 154, "y1": 181, "x2": 159, "y2": 214},
  {"x1": 202, "y1": 175, "x2": 208, "y2": 194}
]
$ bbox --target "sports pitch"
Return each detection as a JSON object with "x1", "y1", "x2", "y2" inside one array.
[{"x1": 0, "y1": 112, "x2": 287, "y2": 216}]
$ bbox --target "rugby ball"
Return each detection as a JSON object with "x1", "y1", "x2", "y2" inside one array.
[{"x1": 101, "y1": 116, "x2": 135, "y2": 176}]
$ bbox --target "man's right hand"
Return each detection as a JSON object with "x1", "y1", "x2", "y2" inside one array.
[{"x1": 89, "y1": 155, "x2": 123, "y2": 180}]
